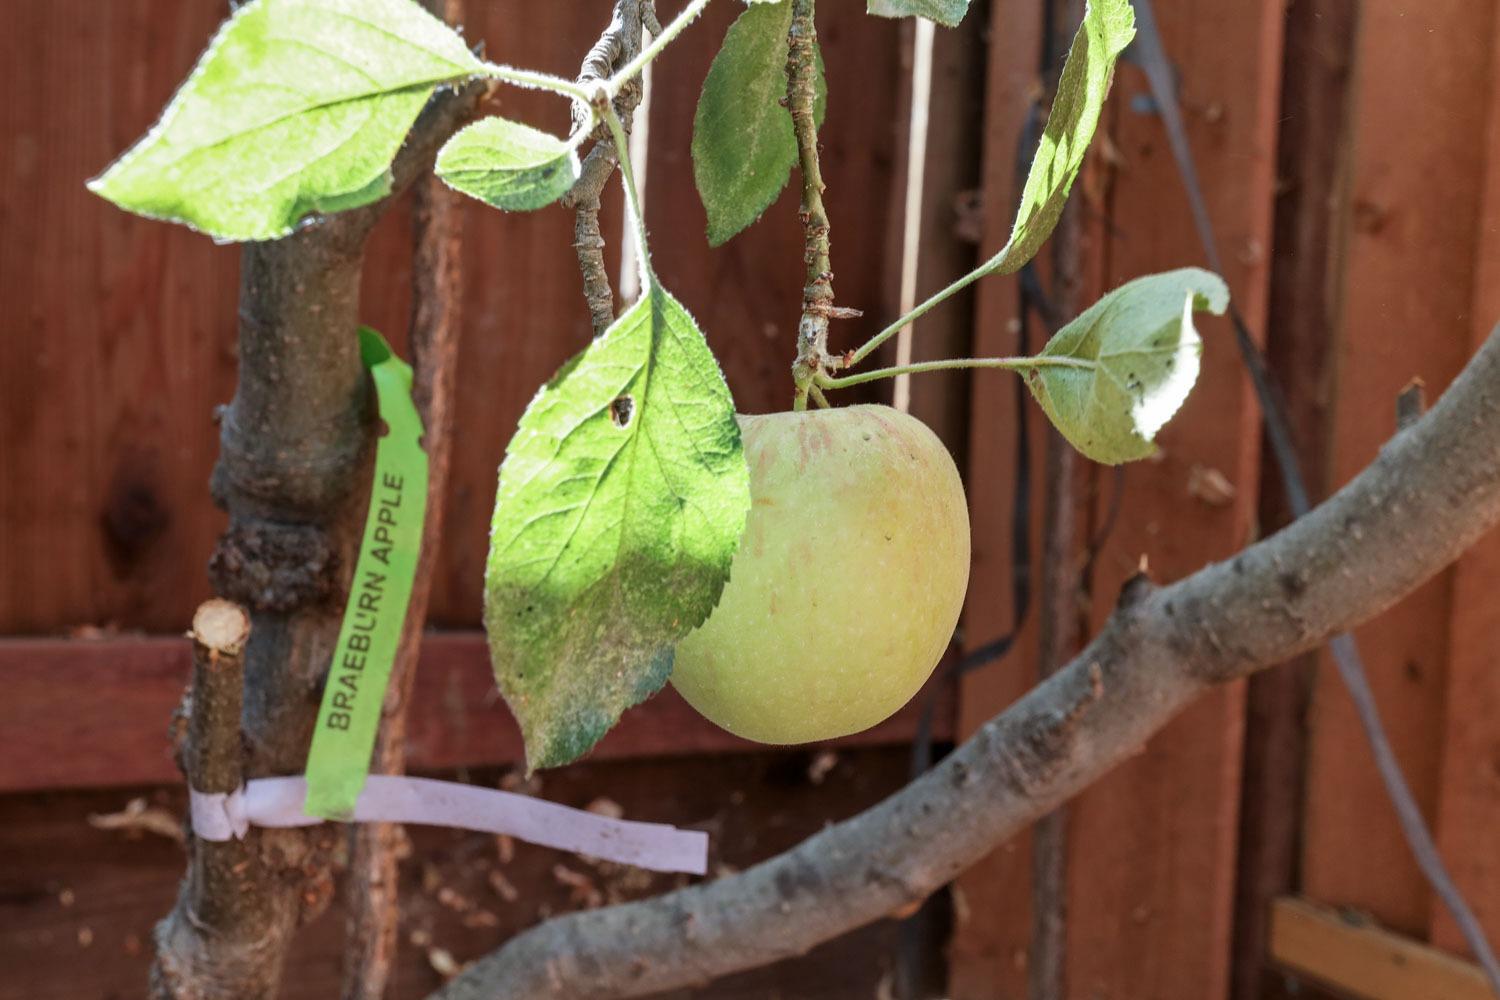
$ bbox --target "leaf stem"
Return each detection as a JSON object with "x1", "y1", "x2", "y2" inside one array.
[
  {"x1": 817, "y1": 354, "x2": 1091, "y2": 390},
  {"x1": 608, "y1": 0, "x2": 713, "y2": 97},
  {"x1": 480, "y1": 62, "x2": 594, "y2": 103},
  {"x1": 599, "y1": 100, "x2": 655, "y2": 289},
  {"x1": 845, "y1": 261, "x2": 994, "y2": 367}
]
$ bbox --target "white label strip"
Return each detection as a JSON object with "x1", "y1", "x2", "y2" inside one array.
[{"x1": 189, "y1": 775, "x2": 707, "y2": 875}]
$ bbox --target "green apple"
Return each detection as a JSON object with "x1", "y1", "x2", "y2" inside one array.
[{"x1": 671, "y1": 404, "x2": 970, "y2": 744}]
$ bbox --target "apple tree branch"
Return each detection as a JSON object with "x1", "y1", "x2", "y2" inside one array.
[{"x1": 433, "y1": 322, "x2": 1500, "y2": 999}]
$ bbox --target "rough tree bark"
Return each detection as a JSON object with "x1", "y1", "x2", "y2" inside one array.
[
  {"x1": 788, "y1": 0, "x2": 858, "y2": 407},
  {"x1": 433, "y1": 327, "x2": 1500, "y2": 1000},
  {"x1": 561, "y1": 0, "x2": 656, "y2": 335},
  {"x1": 149, "y1": 81, "x2": 484, "y2": 1000},
  {"x1": 151, "y1": 601, "x2": 253, "y2": 998}
]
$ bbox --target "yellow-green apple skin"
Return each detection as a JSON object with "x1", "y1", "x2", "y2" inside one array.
[{"x1": 671, "y1": 404, "x2": 970, "y2": 744}]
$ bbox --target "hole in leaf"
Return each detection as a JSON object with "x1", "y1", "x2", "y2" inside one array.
[{"x1": 610, "y1": 395, "x2": 635, "y2": 428}]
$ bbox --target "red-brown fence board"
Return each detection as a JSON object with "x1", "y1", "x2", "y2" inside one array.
[
  {"x1": 1432, "y1": 6, "x2": 1500, "y2": 958},
  {"x1": 1233, "y1": 3, "x2": 1357, "y2": 995},
  {"x1": 0, "y1": 750, "x2": 924, "y2": 1000},
  {"x1": 6, "y1": 1, "x2": 1500, "y2": 997},
  {"x1": 1061, "y1": 1, "x2": 1283, "y2": 997},
  {"x1": 1299, "y1": 0, "x2": 1499, "y2": 939},
  {"x1": 947, "y1": 0, "x2": 1045, "y2": 993},
  {"x1": 0, "y1": 0, "x2": 240, "y2": 636},
  {"x1": 953, "y1": 1, "x2": 1284, "y2": 997},
  {"x1": 0, "y1": 0, "x2": 904, "y2": 637},
  {"x1": 0, "y1": 633, "x2": 955, "y2": 794}
]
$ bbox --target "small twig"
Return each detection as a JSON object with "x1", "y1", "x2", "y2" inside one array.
[
  {"x1": 88, "y1": 798, "x2": 186, "y2": 844},
  {"x1": 562, "y1": 0, "x2": 650, "y2": 335},
  {"x1": 150, "y1": 601, "x2": 262, "y2": 999},
  {"x1": 787, "y1": 0, "x2": 838, "y2": 409},
  {"x1": 1396, "y1": 377, "x2": 1427, "y2": 430}
]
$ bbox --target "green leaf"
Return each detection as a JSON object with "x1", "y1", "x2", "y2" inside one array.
[
  {"x1": 87, "y1": 0, "x2": 482, "y2": 241},
  {"x1": 436, "y1": 118, "x2": 581, "y2": 211},
  {"x1": 484, "y1": 286, "x2": 751, "y2": 770},
  {"x1": 1024, "y1": 268, "x2": 1229, "y2": 465},
  {"x1": 867, "y1": 0, "x2": 971, "y2": 27},
  {"x1": 986, "y1": 0, "x2": 1135, "y2": 275},
  {"x1": 692, "y1": 0, "x2": 826, "y2": 247}
]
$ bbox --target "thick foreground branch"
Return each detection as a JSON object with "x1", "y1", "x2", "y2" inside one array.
[
  {"x1": 154, "y1": 79, "x2": 485, "y2": 1000},
  {"x1": 434, "y1": 324, "x2": 1500, "y2": 1000}
]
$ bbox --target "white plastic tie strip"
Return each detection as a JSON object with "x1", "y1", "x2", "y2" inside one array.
[{"x1": 188, "y1": 775, "x2": 708, "y2": 875}]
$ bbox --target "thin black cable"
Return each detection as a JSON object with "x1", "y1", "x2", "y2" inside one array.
[{"x1": 1128, "y1": 0, "x2": 1500, "y2": 987}]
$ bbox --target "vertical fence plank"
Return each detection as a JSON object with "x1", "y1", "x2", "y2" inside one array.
[
  {"x1": 1061, "y1": 1, "x2": 1284, "y2": 998},
  {"x1": 1431, "y1": 9, "x2": 1500, "y2": 960},
  {"x1": 0, "y1": 0, "x2": 240, "y2": 635},
  {"x1": 948, "y1": 0, "x2": 1045, "y2": 992},
  {"x1": 1232, "y1": 2, "x2": 1356, "y2": 996},
  {"x1": 954, "y1": 0, "x2": 1283, "y2": 995},
  {"x1": 1299, "y1": 0, "x2": 1498, "y2": 938}
]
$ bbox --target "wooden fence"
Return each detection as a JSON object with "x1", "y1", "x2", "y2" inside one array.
[{"x1": 2, "y1": 0, "x2": 1499, "y2": 997}]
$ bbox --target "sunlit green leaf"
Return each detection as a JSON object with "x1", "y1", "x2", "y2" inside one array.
[
  {"x1": 986, "y1": 0, "x2": 1135, "y2": 275},
  {"x1": 692, "y1": 0, "x2": 826, "y2": 247},
  {"x1": 867, "y1": 0, "x2": 970, "y2": 27},
  {"x1": 88, "y1": 0, "x2": 481, "y2": 241},
  {"x1": 1024, "y1": 268, "x2": 1229, "y2": 464},
  {"x1": 485, "y1": 286, "x2": 750, "y2": 770},
  {"x1": 437, "y1": 118, "x2": 581, "y2": 211}
]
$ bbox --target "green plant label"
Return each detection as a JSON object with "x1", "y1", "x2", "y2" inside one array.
[{"x1": 304, "y1": 327, "x2": 430, "y2": 819}]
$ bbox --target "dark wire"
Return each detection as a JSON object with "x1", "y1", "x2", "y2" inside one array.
[{"x1": 1127, "y1": 0, "x2": 1500, "y2": 988}]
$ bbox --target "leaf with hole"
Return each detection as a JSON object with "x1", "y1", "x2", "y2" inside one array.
[
  {"x1": 484, "y1": 286, "x2": 750, "y2": 771},
  {"x1": 985, "y1": 0, "x2": 1135, "y2": 275},
  {"x1": 692, "y1": 0, "x2": 826, "y2": 247},
  {"x1": 1024, "y1": 268, "x2": 1230, "y2": 465},
  {"x1": 87, "y1": 0, "x2": 481, "y2": 241},
  {"x1": 437, "y1": 118, "x2": 581, "y2": 211},
  {"x1": 866, "y1": 0, "x2": 970, "y2": 27}
]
